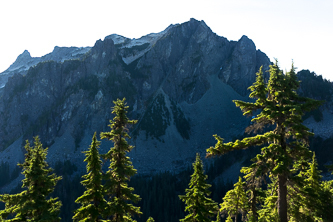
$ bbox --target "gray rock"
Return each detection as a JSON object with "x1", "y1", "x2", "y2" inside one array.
[{"x1": 0, "y1": 18, "x2": 270, "y2": 175}]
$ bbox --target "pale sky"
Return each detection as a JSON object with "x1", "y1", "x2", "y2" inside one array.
[{"x1": 1, "y1": 0, "x2": 332, "y2": 80}]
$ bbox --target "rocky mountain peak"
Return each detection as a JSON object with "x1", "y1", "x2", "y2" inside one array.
[
  {"x1": 188, "y1": 18, "x2": 208, "y2": 28},
  {"x1": 238, "y1": 35, "x2": 256, "y2": 51},
  {"x1": 8, "y1": 50, "x2": 32, "y2": 70},
  {"x1": 18, "y1": 49, "x2": 31, "y2": 59},
  {"x1": 0, "y1": 19, "x2": 272, "y2": 174}
]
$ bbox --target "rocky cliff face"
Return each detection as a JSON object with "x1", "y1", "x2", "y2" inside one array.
[
  {"x1": 0, "y1": 46, "x2": 91, "y2": 88},
  {"x1": 0, "y1": 18, "x2": 271, "y2": 173}
]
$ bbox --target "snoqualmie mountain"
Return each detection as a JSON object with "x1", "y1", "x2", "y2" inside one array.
[{"x1": 0, "y1": 18, "x2": 331, "y2": 177}]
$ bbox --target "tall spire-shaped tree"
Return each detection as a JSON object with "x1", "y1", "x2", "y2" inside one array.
[
  {"x1": 101, "y1": 98, "x2": 142, "y2": 221},
  {"x1": 207, "y1": 62, "x2": 322, "y2": 222},
  {"x1": 179, "y1": 153, "x2": 218, "y2": 222},
  {"x1": 220, "y1": 177, "x2": 248, "y2": 222},
  {"x1": 0, "y1": 137, "x2": 62, "y2": 221},
  {"x1": 73, "y1": 132, "x2": 107, "y2": 221}
]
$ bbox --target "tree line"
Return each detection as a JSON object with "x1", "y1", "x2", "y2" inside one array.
[{"x1": 1, "y1": 62, "x2": 333, "y2": 221}]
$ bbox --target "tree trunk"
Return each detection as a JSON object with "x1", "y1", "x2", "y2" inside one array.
[
  {"x1": 251, "y1": 187, "x2": 257, "y2": 221},
  {"x1": 278, "y1": 174, "x2": 288, "y2": 222}
]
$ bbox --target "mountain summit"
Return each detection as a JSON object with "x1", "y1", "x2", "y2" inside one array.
[{"x1": 0, "y1": 19, "x2": 271, "y2": 173}]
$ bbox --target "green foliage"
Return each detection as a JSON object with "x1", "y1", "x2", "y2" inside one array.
[
  {"x1": 288, "y1": 153, "x2": 333, "y2": 221},
  {"x1": 179, "y1": 153, "x2": 218, "y2": 222},
  {"x1": 0, "y1": 137, "x2": 62, "y2": 221},
  {"x1": 1, "y1": 155, "x2": 235, "y2": 222},
  {"x1": 215, "y1": 211, "x2": 221, "y2": 222},
  {"x1": 220, "y1": 177, "x2": 248, "y2": 221},
  {"x1": 146, "y1": 217, "x2": 155, "y2": 222},
  {"x1": 100, "y1": 98, "x2": 142, "y2": 221},
  {"x1": 207, "y1": 62, "x2": 322, "y2": 222},
  {"x1": 73, "y1": 132, "x2": 107, "y2": 221}
]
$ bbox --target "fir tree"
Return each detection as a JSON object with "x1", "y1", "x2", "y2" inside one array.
[
  {"x1": 179, "y1": 153, "x2": 218, "y2": 222},
  {"x1": 289, "y1": 153, "x2": 333, "y2": 221},
  {"x1": 207, "y1": 63, "x2": 322, "y2": 222},
  {"x1": 240, "y1": 162, "x2": 265, "y2": 221},
  {"x1": 100, "y1": 98, "x2": 142, "y2": 221},
  {"x1": 215, "y1": 211, "x2": 221, "y2": 222},
  {"x1": 73, "y1": 132, "x2": 107, "y2": 221},
  {"x1": 0, "y1": 136, "x2": 62, "y2": 221},
  {"x1": 320, "y1": 179, "x2": 333, "y2": 221},
  {"x1": 220, "y1": 177, "x2": 248, "y2": 222}
]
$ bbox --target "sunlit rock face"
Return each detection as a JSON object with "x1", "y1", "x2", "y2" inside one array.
[{"x1": 0, "y1": 18, "x2": 271, "y2": 174}]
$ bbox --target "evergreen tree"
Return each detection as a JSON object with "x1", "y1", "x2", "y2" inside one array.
[
  {"x1": 100, "y1": 98, "x2": 142, "y2": 221},
  {"x1": 73, "y1": 132, "x2": 107, "y2": 221},
  {"x1": 240, "y1": 162, "x2": 265, "y2": 221},
  {"x1": 0, "y1": 137, "x2": 62, "y2": 221},
  {"x1": 179, "y1": 153, "x2": 218, "y2": 222},
  {"x1": 220, "y1": 177, "x2": 248, "y2": 222},
  {"x1": 320, "y1": 179, "x2": 333, "y2": 221},
  {"x1": 225, "y1": 215, "x2": 233, "y2": 222},
  {"x1": 207, "y1": 63, "x2": 322, "y2": 222},
  {"x1": 289, "y1": 153, "x2": 333, "y2": 221},
  {"x1": 215, "y1": 211, "x2": 221, "y2": 222},
  {"x1": 258, "y1": 175, "x2": 279, "y2": 221}
]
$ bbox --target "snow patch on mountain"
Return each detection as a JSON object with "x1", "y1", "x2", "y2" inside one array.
[
  {"x1": 106, "y1": 24, "x2": 176, "y2": 64},
  {"x1": 0, "y1": 46, "x2": 91, "y2": 89}
]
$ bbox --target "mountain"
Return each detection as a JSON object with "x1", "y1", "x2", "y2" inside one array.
[
  {"x1": 0, "y1": 47, "x2": 91, "y2": 89},
  {"x1": 0, "y1": 18, "x2": 323, "y2": 176}
]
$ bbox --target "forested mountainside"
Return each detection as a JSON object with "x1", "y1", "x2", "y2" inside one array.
[
  {"x1": 1, "y1": 18, "x2": 333, "y2": 222},
  {"x1": 0, "y1": 18, "x2": 332, "y2": 178}
]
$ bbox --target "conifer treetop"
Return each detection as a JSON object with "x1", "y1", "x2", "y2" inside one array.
[
  {"x1": 100, "y1": 98, "x2": 141, "y2": 221},
  {"x1": 73, "y1": 132, "x2": 107, "y2": 222},
  {"x1": 179, "y1": 153, "x2": 218, "y2": 222},
  {"x1": 0, "y1": 136, "x2": 62, "y2": 221}
]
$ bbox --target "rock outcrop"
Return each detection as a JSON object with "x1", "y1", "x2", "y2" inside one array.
[{"x1": 0, "y1": 18, "x2": 271, "y2": 173}]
